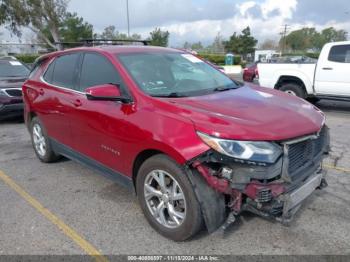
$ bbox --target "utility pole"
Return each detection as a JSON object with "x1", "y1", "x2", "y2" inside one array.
[
  {"x1": 126, "y1": 0, "x2": 130, "y2": 37},
  {"x1": 280, "y1": 24, "x2": 290, "y2": 54}
]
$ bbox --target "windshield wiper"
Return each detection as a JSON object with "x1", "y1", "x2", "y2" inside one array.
[
  {"x1": 213, "y1": 86, "x2": 237, "y2": 92},
  {"x1": 153, "y1": 92, "x2": 188, "y2": 98}
]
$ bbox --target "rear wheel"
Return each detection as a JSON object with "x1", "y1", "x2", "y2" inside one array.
[
  {"x1": 279, "y1": 83, "x2": 306, "y2": 98},
  {"x1": 30, "y1": 117, "x2": 60, "y2": 163},
  {"x1": 136, "y1": 154, "x2": 203, "y2": 241}
]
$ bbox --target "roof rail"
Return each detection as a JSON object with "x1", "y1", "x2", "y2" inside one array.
[
  {"x1": 82, "y1": 39, "x2": 150, "y2": 46},
  {"x1": 53, "y1": 39, "x2": 150, "y2": 49}
]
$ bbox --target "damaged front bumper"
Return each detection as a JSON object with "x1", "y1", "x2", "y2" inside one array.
[
  {"x1": 188, "y1": 126, "x2": 330, "y2": 230},
  {"x1": 242, "y1": 168, "x2": 327, "y2": 224}
]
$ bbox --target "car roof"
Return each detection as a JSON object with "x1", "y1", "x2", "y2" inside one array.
[
  {"x1": 38, "y1": 45, "x2": 183, "y2": 62},
  {"x1": 98, "y1": 45, "x2": 182, "y2": 54}
]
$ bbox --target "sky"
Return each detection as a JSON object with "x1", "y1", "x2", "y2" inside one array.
[{"x1": 1, "y1": 0, "x2": 350, "y2": 46}]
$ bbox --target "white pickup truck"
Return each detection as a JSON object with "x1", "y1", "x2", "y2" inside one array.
[{"x1": 258, "y1": 41, "x2": 350, "y2": 101}]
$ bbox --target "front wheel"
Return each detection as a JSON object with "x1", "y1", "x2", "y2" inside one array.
[
  {"x1": 279, "y1": 83, "x2": 306, "y2": 98},
  {"x1": 136, "y1": 154, "x2": 203, "y2": 241}
]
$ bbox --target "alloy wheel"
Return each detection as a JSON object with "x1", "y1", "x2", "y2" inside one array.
[
  {"x1": 32, "y1": 123, "x2": 47, "y2": 157},
  {"x1": 144, "y1": 170, "x2": 186, "y2": 229}
]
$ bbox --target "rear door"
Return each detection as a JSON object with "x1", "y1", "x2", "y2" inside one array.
[
  {"x1": 69, "y1": 52, "x2": 130, "y2": 173},
  {"x1": 315, "y1": 44, "x2": 350, "y2": 96},
  {"x1": 36, "y1": 53, "x2": 81, "y2": 146}
]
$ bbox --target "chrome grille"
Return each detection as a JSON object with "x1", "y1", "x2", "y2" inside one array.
[
  {"x1": 4, "y1": 88, "x2": 22, "y2": 97},
  {"x1": 287, "y1": 127, "x2": 327, "y2": 178}
]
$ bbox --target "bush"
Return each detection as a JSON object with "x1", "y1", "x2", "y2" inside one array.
[
  {"x1": 197, "y1": 53, "x2": 242, "y2": 66},
  {"x1": 305, "y1": 52, "x2": 320, "y2": 59},
  {"x1": 14, "y1": 54, "x2": 41, "y2": 64}
]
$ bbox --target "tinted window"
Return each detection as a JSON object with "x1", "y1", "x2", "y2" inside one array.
[
  {"x1": 29, "y1": 61, "x2": 42, "y2": 79},
  {"x1": 79, "y1": 53, "x2": 120, "y2": 91},
  {"x1": 43, "y1": 60, "x2": 55, "y2": 83},
  {"x1": 51, "y1": 53, "x2": 80, "y2": 89},
  {"x1": 328, "y1": 45, "x2": 350, "y2": 63},
  {"x1": 0, "y1": 60, "x2": 29, "y2": 77}
]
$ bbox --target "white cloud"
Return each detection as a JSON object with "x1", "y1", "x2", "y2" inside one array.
[
  {"x1": 1, "y1": 0, "x2": 349, "y2": 46},
  {"x1": 260, "y1": 0, "x2": 297, "y2": 19},
  {"x1": 238, "y1": 1, "x2": 257, "y2": 16}
]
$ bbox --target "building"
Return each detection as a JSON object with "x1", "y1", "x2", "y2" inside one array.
[{"x1": 254, "y1": 50, "x2": 281, "y2": 62}]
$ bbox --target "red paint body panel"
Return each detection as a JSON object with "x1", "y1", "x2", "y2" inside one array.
[
  {"x1": 22, "y1": 46, "x2": 325, "y2": 180},
  {"x1": 160, "y1": 85, "x2": 324, "y2": 141}
]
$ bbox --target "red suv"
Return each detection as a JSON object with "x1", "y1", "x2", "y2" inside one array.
[{"x1": 23, "y1": 45, "x2": 329, "y2": 241}]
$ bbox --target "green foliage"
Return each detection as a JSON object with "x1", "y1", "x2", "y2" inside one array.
[
  {"x1": 98, "y1": 25, "x2": 141, "y2": 40},
  {"x1": 0, "y1": 0, "x2": 68, "y2": 49},
  {"x1": 60, "y1": 12, "x2": 93, "y2": 42},
  {"x1": 182, "y1": 41, "x2": 203, "y2": 51},
  {"x1": 224, "y1": 27, "x2": 257, "y2": 57},
  {"x1": 306, "y1": 52, "x2": 320, "y2": 59},
  {"x1": 15, "y1": 54, "x2": 40, "y2": 64},
  {"x1": 149, "y1": 28, "x2": 169, "y2": 47},
  {"x1": 259, "y1": 39, "x2": 277, "y2": 50},
  {"x1": 283, "y1": 27, "x2": 348, "y2": 52},
  {"x1": 41, "y1": 12, "x2": 93, "y2": 48},
  {"x1": 207, "y1": 33, "x2": 225, "y2": 54},
  {"x1": 197, "y1": 53, "x2": 241, "y2": 65}
]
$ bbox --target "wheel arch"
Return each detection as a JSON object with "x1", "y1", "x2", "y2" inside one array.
[
  {"x1": 132, "y1": 149, "x2": 169, "y2": 188},
  {"x1": 25, "y1": 111, "x2": 38, "y2": 130},
  {"x1": 274, "y1": 75, "x2": 307, "y2": 93}
]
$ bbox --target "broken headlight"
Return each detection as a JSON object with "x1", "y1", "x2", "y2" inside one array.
[{"x1": 197, "y1": 131, "x2": 282, "y2": 163}]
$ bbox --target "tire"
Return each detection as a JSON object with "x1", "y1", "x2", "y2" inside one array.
[
  {"x1": 279, "y1": 83, "x2": 306, "y2": 98},
  {"x1": 30, "y1": 117, "x2": 60, "y2": 163},
  {"x1": 307, "y1": 96, "x2": 320, "y2": 104},
  {"x1": 136, "y1": 154, "x2": 203, "y2": 241}
]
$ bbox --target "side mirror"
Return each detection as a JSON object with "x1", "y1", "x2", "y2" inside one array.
[{"x1": 86, "y1": 84, "x2": 131, "y2": 103}]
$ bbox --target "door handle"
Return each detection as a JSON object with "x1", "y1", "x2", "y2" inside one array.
[
  {"x1": 322, "y1": 67, "x2": 333, "y2": 70},
  {"x1": 73, "y1": 99, "x2": 82, "y2": 107},
  {"x1": 38, "y1": 88, "x2": 44, "y2": 95}
]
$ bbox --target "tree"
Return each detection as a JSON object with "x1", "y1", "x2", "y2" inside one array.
[
  {"x1": 282, "y1": 27, "x2": 348, "y2": 52},
  {"x1": 190, "y1": 42, "x2": 203, "y2": 51},
  {"x1": 208, "y1": 32, "x2": 225, "y2": 53},
  {"x1": 259, "y1": 39, "x2": 277, "y2": 50},
  {"x1": 283, "y1": 27, "x2": 319, "y2": 51},
  {"x1": 183, "y1": 41, "x2": 191, "y2": 49},
  {"x1": 0, "y1": 0, "x2": 69, "y2": 50},
  {"x1": 149, "y1": 28, "x2": 169, "y2": 47},
  {"x1": 41, "y1": 12, "x2": 93, "y2": 47},
  {"x1": 318, "y1": 27, "x2": 347, "y2": 49},
  {"x1": 224, "y1": 32, "x2": 239, "y2": 53},
  {"x1": 98, "y1": 25, "x2": 141, "y2": 40},
  {"x1": 225, "y1": 27, "x2": 257, "y2": 58}
]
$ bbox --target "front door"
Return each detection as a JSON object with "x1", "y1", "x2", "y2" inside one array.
[
  {"x1": 69, "y1": 52, "x2": 131, "y2": 173},
  {"x1": 315, "y1": 44, "x2": 350, "y2": 96}
]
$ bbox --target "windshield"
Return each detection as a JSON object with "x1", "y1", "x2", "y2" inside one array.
[
  {"x1": 0, "y1": 60, "x2": 30, "y2": 77},
  {"x1": 117, "y1": 52, "x2": 239, "y2": 97}
]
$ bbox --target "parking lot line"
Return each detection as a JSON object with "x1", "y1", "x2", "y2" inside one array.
[
  {"x1": 0, "y1": 170, "x2": 109, "y2": 262},
  {"x1": 324, "y1": 164, "x2": 350, "y2": 173}
]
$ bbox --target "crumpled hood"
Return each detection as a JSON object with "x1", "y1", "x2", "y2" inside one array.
[{"x1": 163, "y1": 85, "x2": 325, "y2": 141}]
